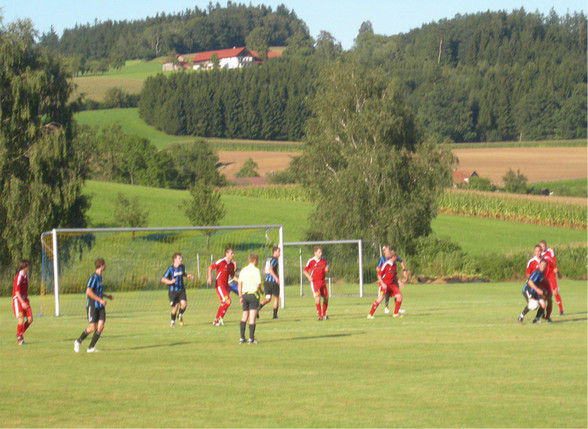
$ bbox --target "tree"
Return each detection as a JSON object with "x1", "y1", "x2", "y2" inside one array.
[
  {"x1": 298, "y1": 61, "x2": 453, "y2": 254},
  {"x1": 0, "y1": 20, "x2": 89, "y2": 264},
  {"x1": 167, "y1": 140, "x2": 226, "y2": 189},
  {"x1": 113, "y1": 193, "x2": 149, "y2": 228},
  {"x1": 246, "y1": 27, "x2": 269, "y2": 59},
  {"x1": 183, "y1": 181, "x2": 226, "y2": 227},
  {"x1": 502, "y1": 168, "x2": 528, "y2": 194},
  {"x1": 235, "y1": 158, "x2": 260, "y2": 177}
]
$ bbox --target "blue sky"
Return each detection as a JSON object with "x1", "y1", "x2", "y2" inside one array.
[{"x1": 2, "y1": 0, "x2": 586, "y2": 50}]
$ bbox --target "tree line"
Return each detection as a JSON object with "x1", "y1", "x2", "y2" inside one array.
[
  {"x1": 38, "y1": 2, "x2": 309, "y2": 76},
  {"x1": 139, "y1": 57, "x2": 317, "y2": 140},
  {"x1": 138, "y1": 9, "x2": 586, "y2": 143}
]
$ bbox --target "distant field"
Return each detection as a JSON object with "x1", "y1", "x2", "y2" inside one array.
[
  {"x1": 532, "y1": 178, "x2": 587, "y2": 198},
  {"x1": 1, "y1": 281, "x2": 585, "y2": 428},
  {"x1": 84, "y1": 181, "x2": 586, "y2": 256}
]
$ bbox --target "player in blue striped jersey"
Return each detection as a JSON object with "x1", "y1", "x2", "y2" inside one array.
[
  {"x1": 259, "y1": 247, "x2": 281, "y2": 319},
  {"x1": 518, "y1": 259, "x2": 547, "y2": 324},
  {"x1": 161, "y1": 253, "x2": 194, "y2": 326},
  {"x1": 74, "y1": 258, "x2": 113, "y2": 353}
]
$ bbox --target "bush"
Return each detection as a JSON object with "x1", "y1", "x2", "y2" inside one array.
[
  {"x1": 467, "y1": 176, "x2": 496, "y2": 191},
  {"x1": 503, "y1": 168, "x2": 528, "y2": 194},
  {"x1": 235, "y1": 158, "x2": 260, "y2": 178}
]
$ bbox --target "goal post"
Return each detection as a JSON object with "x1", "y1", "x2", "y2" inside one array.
[
  {"x1": 40, "y1": 225, "x2": 284, "y2": 316},
  {"x1": 283, "y1": 239, "x2": 382, "y2": 298}
]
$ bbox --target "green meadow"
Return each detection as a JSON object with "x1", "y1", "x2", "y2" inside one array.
[
  {"x1": 84, "y1": 180, "x2": 586, "y2": 256},
  {"x1": 1, "y1": 281, "x2": 585, "y2": 428}
]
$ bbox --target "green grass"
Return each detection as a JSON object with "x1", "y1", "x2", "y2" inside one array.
[
  {"x1": 1, "y1": 281, "x2": 585, "y2": 427},
  {"x1": 83, "y1": 180, "x2": 312, "y2": 243},
  {"x1": 530, "y1": 178, "x2": 588, "y2": 198},
  {"x1": 75, "y1": 108, "x2": 195, "y2": 149},
  {"x1": 75, "y1": 108, "x2": 303, "y2": 150}
]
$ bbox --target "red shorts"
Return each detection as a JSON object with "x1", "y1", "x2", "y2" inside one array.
[
  {"x1": 311, "y1": 282, "x2": 327, "y2": 298},
  {"x1": 13, "y1": 297, "x2": 32, "y2": 319},
  {"x1": 385, "y1": 280, "x2": 401, "y2": 297},
  {"x1": 215, "y1": 284, "x2": 230, "y2": 303}
]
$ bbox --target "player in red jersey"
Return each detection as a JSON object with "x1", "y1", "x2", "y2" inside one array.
[
  {"x1": 207, "y1": 247, "x2": 236, "y2": 326},
  {"x1": 539, "y1": 240, "x2": 564, "y2": 317},
  {"x1": 525, "y1": 244, "x2": 542, "y2": 277},
  {"x1": 12, "y1": 260, "x2": 32, "y2": 345},
  {"x1": 368, "y1": 248, "x2": 405, "y2": 319},
  {"x1": 303, "y1": 247, "x2": 330, "y2": 321}
]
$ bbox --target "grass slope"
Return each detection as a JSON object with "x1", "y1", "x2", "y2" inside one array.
[
  {"x1": 85, "y1": 181, "x2": 587, "y2": 256},
  {"x1": 1, "y1": 281, "x2": 585, "y2": 427}
]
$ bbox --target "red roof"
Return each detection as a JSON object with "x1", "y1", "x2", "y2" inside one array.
[
  {"x1": 191, "y1": 47, "x2": 281, "y2": 63},
  {"x1": 191, "y1": 47, "x2": 255, "y2": 63}
]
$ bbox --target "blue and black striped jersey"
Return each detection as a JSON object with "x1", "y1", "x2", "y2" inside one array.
[
  {"x1": 86, "y1": 273, "x2": 104, "y2": 309},
  {"x1": 264, "y1": 257, "x2": 279, "y2": 283},
  {"x1": 523, "y1": 268, "x2": 544, "y2": 292},
  {"x1": 163, "y1": 264, "x2": 187, "y2": 292}
]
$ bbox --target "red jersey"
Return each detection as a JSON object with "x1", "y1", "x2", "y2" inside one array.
[
  {"x1": 525, "y1": 256, "x2": 541, "y2": 277},
  {"x1": 12, "y1": 271, "x2": 29, "y2": 299},
  {"x1": 304, "y1": 257, "x2": 328, "y2": 285},
  {"x1": 541, "y1": 248, "x2": 557, "y2": 279},
  {"x1": 209, "y1": 258, "x2": 236, "y2": 288},
  {"x1": 378, "y1": 259, "x2": 398, "y2": 286}
]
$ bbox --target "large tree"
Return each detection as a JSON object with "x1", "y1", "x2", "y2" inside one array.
[
  {"x1": 0, "y1": 20, "x2": 88, "y2": 264},
  {"x1": 298, "y1": 61, "x2": 453, "y2": 254}
]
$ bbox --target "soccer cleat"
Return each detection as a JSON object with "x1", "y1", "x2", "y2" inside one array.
[
  {"x1": 517, "y1": 316, "x2": 523, "y2": 323},
  {"x1": 318, "y1": 316, "x2": 323, "y2": 321},
  {"x1": 545, "y1": 317, "x2": 553, "y2": 323},
  {"x1": 272, "y1": 315, "x2": 278, "y2": 320},
  {"x1": 218, "y1": 318, "x2": 224, "y2": 326},
  {"x1": 74, "y1": 340, "x2": 80, "y2": 353},
  {"x1": 367, "y1": 314, "x2": 375, "y2": 319},
  {"x1": 170, "y1": 320, "x2": 175, "y2": 327},
  {"x1": 384, "y1": 307, "x2": 390, "y2": 314},
  {"x1": 393, "y1": 313, "x2": 404, "y2": 318},
  {"x1": 239, "y1": 338, "x2": 246, "y2": 344},
  {"x1": 532, "y1": 318, "x2": 541, "y2": 324},
  {"x1": 323, "y1": 315, "x2": 329, "y2": 320},
  {"x1": 86, "y1": 347, "x2": 100, "y2": 353},
  {"x1": 17, "y1": 337, "x2": 24, "y2": 345},
  {"x1": 178, "y1": 317, "x2": 184, "y2": 327},
  {"x1": 247, "y1": 339, "x2": 258, "y2": 345},
  {"x1": 559, "y1": 311, "x2": 564, "y2": 316}
]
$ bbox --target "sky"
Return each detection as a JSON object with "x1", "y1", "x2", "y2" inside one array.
[{"x1": 1, "y1": 0, "x2": 586, "y2": 50}]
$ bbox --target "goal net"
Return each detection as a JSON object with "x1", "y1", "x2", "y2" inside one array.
[
  {"x1": 282, "y1": 240, "x2": 382, "y2": 298},
  {"x1": 40, "y1": 225, "x2": 283, "y2": 316}
]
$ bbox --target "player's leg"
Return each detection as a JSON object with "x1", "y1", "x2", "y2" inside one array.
[
  {"x1": 88, "y1": 318, "x2": 105, "y2": 351},
  {"x1": 533, "y1": 299, "x2": 546, "y2": 323},
  {"x1": 13, "y1": 298, "x2": 25, "y2": 343},
  {"x1": 384, "y1": 290, "x2": 391, "y2": 313},
  {"x1": 177, "y1": 291, "x2": 187, "y2": 326},
  {"x1": 314, "y1": 292, "x2": 322, "y2": 320},
  {"x1": 240, "y1": 305, "x2": 248, "y2": 342},
  {"x1": 392, "y1": 291, "x2": 403, "y2": 317},
  {"x1": 322, "y1": 291, "x2": 329, "y2": 319},
  {"x1": 272, "y1": 294, "x2": 279, "y2": 319},
  {"x1": 368, "y1": 289, "x2": 385, "y2": 318},
  {"x1": 248, "y1": 308, "x2": 258, "y2": 342}
]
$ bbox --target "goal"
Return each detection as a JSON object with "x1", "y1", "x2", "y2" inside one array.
[
  {"x1": 40, "y1": 225, "x2": 284, "y2": 316},
  {"x1": 282, "y1": 240, "x2": 382, "y2": 298}
]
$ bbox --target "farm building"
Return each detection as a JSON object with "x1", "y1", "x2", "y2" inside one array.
[
  {"x1": 161, "y1": 55, "x2": 192, "y2": 71},
  {"x1": 452, "y1": 170, "x2": 478, "y2": 186},
  {"x1": 162, "y1": 47, "x2": 281, "y2": 71}
]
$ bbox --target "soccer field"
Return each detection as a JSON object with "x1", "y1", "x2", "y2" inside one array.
[{"x1": 1, "y1": 281, "x2": 586, "y2": 428}]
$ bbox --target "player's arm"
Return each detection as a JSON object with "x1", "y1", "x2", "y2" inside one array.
[
  {"x1": 303, "y1": 269, "x2": 312, "y2": 283},
  {"x1": 268, "y1": 263, "x2": 279, "y2": 284},
  {"x1": 237, "y1": 279, "x2": 243, "y2": 303},
  {"x1": 86, "y1": 287, "x2": 107, "y2": 306},
  {"x1": 324, "y1": 262, "x2": 329, "y2": 273},
  {"x1": 206, "y1": 264, "x2": 214, "y2": 286},
  {"x1": 527, "y1": 278, "x2": 544, "y2": 296},
  {"x1": 161, "y1": 276, "x2": 176, "y2": 285},
  {"x1": 15, "y1": 290, "x2": 29, "y2": 309},
  {"x1": 399, "y1": 261, "x2": 408, "y2": 282}
]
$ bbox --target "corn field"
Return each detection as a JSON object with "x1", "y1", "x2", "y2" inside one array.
[{"x1": 438, "y1": 189, "x2": 587, "y2": 229}]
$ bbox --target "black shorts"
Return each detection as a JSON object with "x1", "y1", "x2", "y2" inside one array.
[
  {"x1": 169, "y1": 289, "x2": 187, "y2": 306},
  {"x1": 522, "y1": 285, "x2": 540, "y2": 301},
  {"x1": 241, "y1": 293, "x2": 259, "y2": 311},
  {"x1": 264, "y1": 281, "x2": 279, "y2": 297},
  {"x1": 87, "y1": 306, "x2": 106, "y2": 323}
]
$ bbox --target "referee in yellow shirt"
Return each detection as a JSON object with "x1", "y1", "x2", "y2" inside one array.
[{"x1": 238, "y1": 253, "x2": 262, "y2": 344}]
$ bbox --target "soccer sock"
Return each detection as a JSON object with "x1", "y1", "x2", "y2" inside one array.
[
  {"x1": 88, "y1": 331, "x2": 101, "y2": 348},
  {"x1": 394, "y1": 300, "x2": 402, "y2": 315},
  {"x1": 273, "y1": 308, "x2": 278, "y2": 318},
  {"x1": 16, "y1": 324, "x2": 24, "y2": 338},
  {"x1": 77, "y1": 330, "x2": 89, "y2": 343},
  {"x1": 322, "y1": 301, "x2": 328, "y2": 316},
  {"x1": 369, "y1": 301, "x2": 379, "y2": 315},
  {"x1": 385, "y1": 294, "x2": 390, "y2": 307},
  {"x1": 249, "y1": 323, "x2": 256, "y2": 340},
  {"x1": 535, "y1": 307, "x2": 545, "y2": 320},
  {"x1": 220, "y1": 302, "x2": 230, "y2": 318},
  {"x1": 546, "y1": 299, "x2": 553, "y2": 319},
  {"x1": 520, "y1": 306, "x2": 530, "y2": 318},
  {"x1": 23, "y1": 321, "x2": 31, "y2": 333},
  {"x1": 554, "y1": 293, "x2": 563, "y2": 313},
  {"x1": 240, "y1": 321, "x2": 246, "y2": 339},
  {"x1": 171, "y1": 312, "x2": 176, "y2": 322},
  {"x1": 178, "y1": 308, "x2": 184, "y2": 319},
  {"x1": 315, "y1": 302, "x2": 322, "y2": 317},
  {"x1": 215, "y1": 305, "x2": 224, "y2": 321}
]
